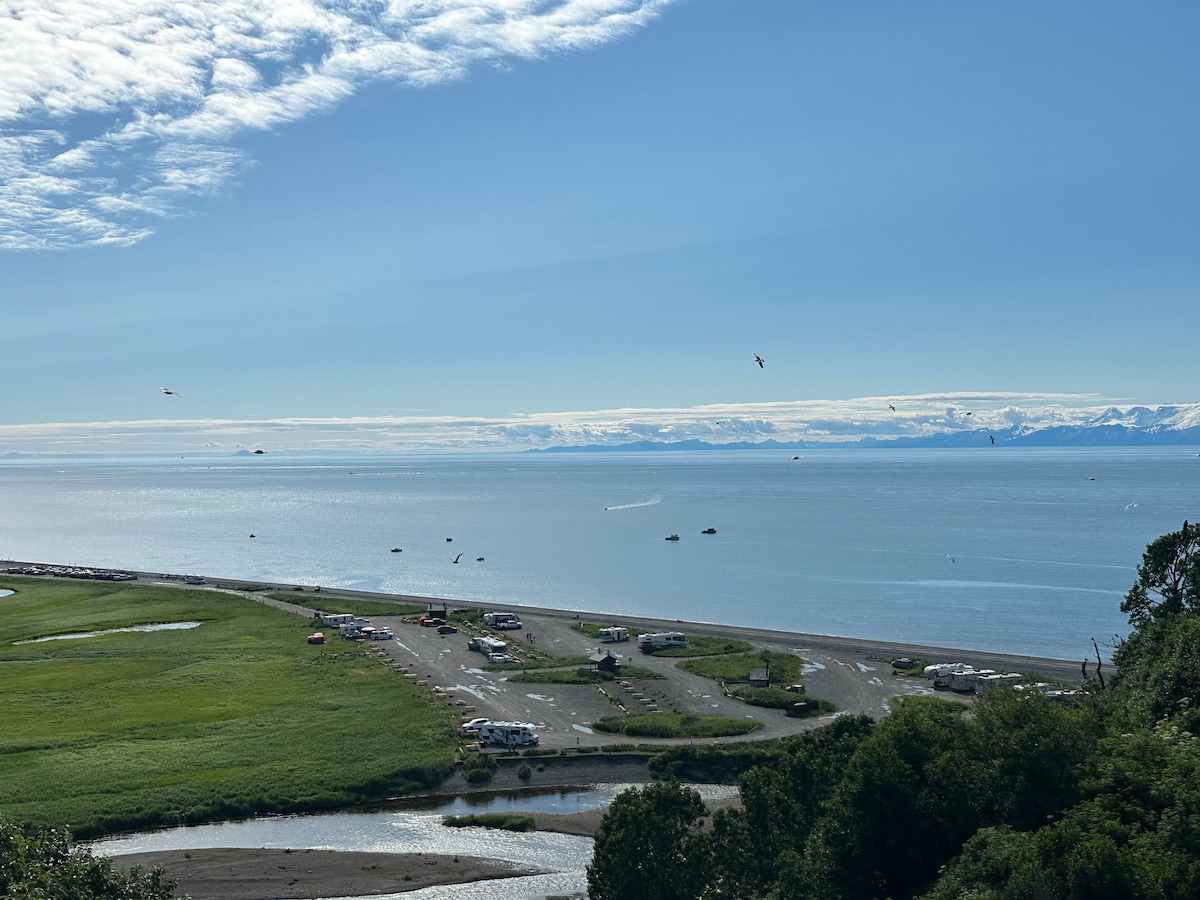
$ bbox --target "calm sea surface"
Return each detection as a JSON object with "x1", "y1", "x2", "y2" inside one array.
[{"x1": 3, "y1": 448, "x2": 1198, "y2": 659}]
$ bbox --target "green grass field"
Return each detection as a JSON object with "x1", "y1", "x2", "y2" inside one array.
[
  {"x1": 0, "y1": 577, "x2": 460, "y2": 838},
  {"x1": 676, "y1": 650, "x2": 802, "y2": 685}
]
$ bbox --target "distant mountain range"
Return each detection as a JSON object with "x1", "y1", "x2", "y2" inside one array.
[{"x1": 531, "y1": 404, "x2": 1200, "y2": 452}]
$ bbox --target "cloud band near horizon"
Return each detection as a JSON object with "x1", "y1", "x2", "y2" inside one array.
[{"x1": 2, "y1": 393, "x2": 1193, "y2": 457}]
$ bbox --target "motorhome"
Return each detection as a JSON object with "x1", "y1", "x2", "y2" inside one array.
[
  {"x1": 476, "y1": 636, "x2": 508, "y2": 656},
  {"x1": 478, "y1": 721, "x2": 540, "y2": 747},
  {"x1": 483, "y1": 612, "x2": 522, "y2": 630},
  {"x1": 637, "y1": 631, "x2": 687, "y2": 652},
  {"x1": 320, "y1": 613, "x2": 355, "y2": 627},
  {"x1": 598, "y1": 626, "x2": 630, "y2": 643}
]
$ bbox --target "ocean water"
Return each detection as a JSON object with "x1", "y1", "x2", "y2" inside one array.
[{"x1": 3, "y1": 448, "x2": 1198, "y2": 659}]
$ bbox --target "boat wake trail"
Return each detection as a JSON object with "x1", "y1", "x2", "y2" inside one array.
[{"x1": 604, "y1": 495, "x2": 663, "y2": 511}]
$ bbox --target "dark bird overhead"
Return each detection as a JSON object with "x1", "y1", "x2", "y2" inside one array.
[
  {"x1": 989, "y1": 434, "x2": 995, "y2": 445},
  {"x1": 753, "y1": 353, "x2": 765, "y2": 368},
  {"x1": 888, "y1": 404, "x2": 896, "y2": 412},
  {"x1": 160, "y1": 387, "x2": 181, "y2": 396}
]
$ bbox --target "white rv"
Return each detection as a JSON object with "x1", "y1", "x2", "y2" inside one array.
[
  {"x1": 483, "y1": 612, "x2": 522, "y2": 630},
  {"x1": 599, "y1": 626, "x2": 630, "y2": 643},
  {"x1": 478, "y1": 721, "x2": 540, "y2": 747},
  {"x1": 637, "y1": 631, "x2": 687, "y2": 652},
  {"x1": 320, "y1": 613, "x2": 356, "y2": 627},
  {"x1": 476, "y1": 636, "x2": 508, "y2": 656}
]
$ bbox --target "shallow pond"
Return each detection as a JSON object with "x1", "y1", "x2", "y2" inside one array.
[{"x1": 14, "y1": 621, "x2": 201, "y2": 644}]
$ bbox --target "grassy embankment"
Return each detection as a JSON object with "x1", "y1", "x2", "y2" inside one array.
[{"x1": 0, "y1": 578, "x2": 460, "y2": 838}]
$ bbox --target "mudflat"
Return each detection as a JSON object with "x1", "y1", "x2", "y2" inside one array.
[{"x1": 113, "y1": 847, "x2": 534, "y2": 899}]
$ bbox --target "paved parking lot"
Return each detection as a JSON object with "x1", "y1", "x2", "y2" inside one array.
[{"x1": 244, "y1": 586, "x2": 1088, "y2": 751}]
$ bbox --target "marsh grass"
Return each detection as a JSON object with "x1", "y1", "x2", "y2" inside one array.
[
  {"x1": 443, "y1": 812, "x2": 535, "y2": 831},
  {"x1": 0, "y1": 578, "x2": 458, "y2": 838},
  {"x1": 592, "y1": 713, "x2": 760, "y2": 739},
  {"x1": 676, "y1": 650, "x2": 801, "y2": 685}
]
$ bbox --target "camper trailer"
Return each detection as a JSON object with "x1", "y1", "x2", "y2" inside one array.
[{"x1": 598, "y1": 626, "x2": 630, "y2": 643}]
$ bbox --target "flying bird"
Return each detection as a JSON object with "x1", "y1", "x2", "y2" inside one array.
[
  {"x1": 888, "y1": 404, "x2": 896, "y2": 412},
  {"x1": 753, "y1": 353, "x2": 765, "y2": 368},
  {"x1": 160, "y1": 387, "x2": 181, "y2": 397},
  {"x1": 452, "y1": 553, "x2": 463, "y2": 564},
  {"x1": 989, "y1": 434, "x2": 995, "y2": 445}
]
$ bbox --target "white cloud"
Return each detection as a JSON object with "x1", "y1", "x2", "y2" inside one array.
[
  {"x1": 1, "y1": 392, "x2": 1191, "y2": 457},
  {"x1": 0, "y1": 0, "x2": 671, "y2": 249}
]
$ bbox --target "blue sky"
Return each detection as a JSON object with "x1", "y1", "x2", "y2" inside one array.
[{"x1": 2, "y1": 1, "x2": 1198, "y2": 454}]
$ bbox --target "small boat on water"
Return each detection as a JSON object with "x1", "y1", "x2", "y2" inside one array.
[
  {"x1": 665, "y1": 534, "x2": 680, "y2": 541},
  {"x1": 700, "y1": 528, "x2": 717, "y2": 534}
]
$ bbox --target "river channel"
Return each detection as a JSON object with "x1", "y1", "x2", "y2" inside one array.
[{"x1": 92, "y1": 784, "x2": 739, "y2": 900}]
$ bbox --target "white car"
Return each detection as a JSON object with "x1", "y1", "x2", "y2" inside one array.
[{"x1": 461, "y1": 717, "x2": 490, "y2": 734}]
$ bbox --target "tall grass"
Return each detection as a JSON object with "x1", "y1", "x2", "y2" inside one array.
[
  {"x1": 676, "y1": 650, "x2": 801, "y2": 685},
  {"x1": 0, "y1": 578, "x2": 459, "y2": 838}
]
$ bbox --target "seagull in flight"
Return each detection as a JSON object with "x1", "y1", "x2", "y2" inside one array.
[
  {"x1": 161, "y1": 387, "x2": 181, "y2": 397},
  {"x1": 888, "y1": 404, "x2": 896, "y2": 412},
  {"x1": 753, "y1": 353, "x2": 765, "y2": 368}
]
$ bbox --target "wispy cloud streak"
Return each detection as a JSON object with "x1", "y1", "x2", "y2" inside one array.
[
  {"x1": 3, "y1": 393, "x2": 1194, "y2": 457},
  {"x1": 0, "y1": 0, "x2": 670, "y2": 249}
]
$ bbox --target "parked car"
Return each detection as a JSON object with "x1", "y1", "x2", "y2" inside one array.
[
  {"x1": 437, "y1": 624, "x2": 458, "y2": 634},
  {"x1": 785, "y1": 684, "x2": 805, "y2": 693},
  {"x1": 420, "y1": 617, "x2": 446, "y2": 628},
  {"x1": 461, "y1": 717, "x2": 490, "y2": 733}
]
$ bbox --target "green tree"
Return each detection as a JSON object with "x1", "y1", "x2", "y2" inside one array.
[
  {"x1": 587, "y1": 780, "x2": 709, "y2": 900},
  {"x1": 717, "y1": 714, "x2": 873, "y2": 897},
  {"x1": 1116, "y1": 521, "x2": 1200, "y2": 724},
  {"x1": 966, "y1": 687, "x2": 1100, "y2": 831},
  {"x1": 0, "y1": 819, "x2": 175, "y2": 899},
  {"x1": 1120, "y1": 520, "x2": 1200, "y2": 627},
  {"x1": 800, "y1": 699, "x2": 980, "y2": 899}
]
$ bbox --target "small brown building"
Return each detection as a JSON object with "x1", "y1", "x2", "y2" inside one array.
[{"x1": 589, "y1": 648, "x2": 622, "y2": 674}]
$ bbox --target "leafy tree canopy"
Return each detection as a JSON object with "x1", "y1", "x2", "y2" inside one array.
[{"x1": 0, "y1": 819, "x2": 174, "y2": 899}]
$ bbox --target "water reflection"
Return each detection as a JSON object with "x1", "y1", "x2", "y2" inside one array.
[
  {"x1": 14, "y1": 621, "x2": 201, "y2": 644},
  {"x1": 92, "y1": 784, "x2": 739, "y2": 900}
]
